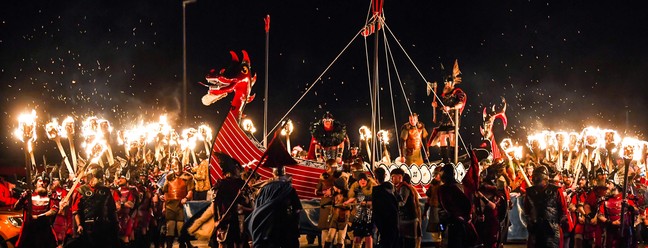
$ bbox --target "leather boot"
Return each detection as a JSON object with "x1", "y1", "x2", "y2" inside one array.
[{"x1": 324, "y1": 242, "x2": 332, "y2": 248}]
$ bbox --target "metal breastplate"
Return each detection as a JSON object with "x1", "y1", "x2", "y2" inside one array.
[
  {"x1": 165, "y1": 177, "x2": 188, "y2": 200},
  {"x1": 528, "y1": 185, "x2": 559, "y2": 224},
  {"x1": 406, "y1": 128, "x2": 422, "y2": 149},
  {"x1": 320, "y1": 146, "x2": 342, "y2": 161},
  {"x1": 80, "y1": 186, "x2": 111, "y2": 221}
]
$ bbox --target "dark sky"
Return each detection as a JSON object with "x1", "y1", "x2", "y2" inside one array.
[{"x1": 1, "y1": 0, "x2": 647, "y2": 167}]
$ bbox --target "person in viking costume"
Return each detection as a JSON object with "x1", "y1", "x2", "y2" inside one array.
[
  {"x1": 162, "y1": 157, "x2": 195, "y2": 248},
  {"x1": 437, "y1": 163, "x2": 480, "y2": 248},
  {"x1": 14, "y1": 176, "x2": 59, "y2": 248},
  {"x1": 400, "y1": 113, "x2": 428, "y2": 166},
  {"x1": 429, "y1": 60, "x2": 466, "y2": 164},
  {"x1": 524, "y1": 165, "x2": 572, "y2": 248},
  {"x1": 69, "y1": 164, "x2": 120, "y2": 248},
  {"x1": 343, "y1": 144, "x2": 364, "y2": 172},
  {"x1": 308, "y1": 112, "x2": 348, "y2": 163},
  {"x1": 113, "y1": 174, "x2": 138, "y2": 246},
  {"x1": 50, "y1": 169, "x2": 73, "y2": 248},
  {"x1": 598, "y1": 182, "x2": 638, "y2": 248},
  {"x1": 247, "y1": 137, "x2": 303, "y2": 248},
  {"x1": 316, "y1": 159, "x2": 339, "y2": 248},
  {"x1": 211, "y1": 152, "x2": 246, "y2": 248}
]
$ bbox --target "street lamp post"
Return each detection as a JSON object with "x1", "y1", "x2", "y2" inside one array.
[{"x1": 183, "y1": 0, "x2": 196, "y2": 126}]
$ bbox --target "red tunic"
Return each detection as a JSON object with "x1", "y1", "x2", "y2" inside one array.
[
  {"x1": 51, "y1": 186, "x2": 73, "y2": 241},
  {"x1": 15, "y1": 191, "x2": 58, "y2": 248},
  {"x1": 113, "y1": 185, "x2": 137, "y2": 237}
]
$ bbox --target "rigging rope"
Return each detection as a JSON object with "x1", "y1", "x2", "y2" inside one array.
[
  {"x1": 265, "y1": 29, "x2": 363, "y2": 140},
  {"x1": 381, "y1": 22, "x2": 429, "y2": 164},
  {"x1": 380, "y1": 28, "x2": 402, "y2": 159},
  {"x1": 382, "y1": 22, "x2": 472, "y2": 159}
]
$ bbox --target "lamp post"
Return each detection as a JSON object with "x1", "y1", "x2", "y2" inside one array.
[{"x1": 182, "y1": 0, "x2": 196, "y2": 126}]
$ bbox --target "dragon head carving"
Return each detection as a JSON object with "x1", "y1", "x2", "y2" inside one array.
[{"x1": 202, "y1": 50, "x2": 257, "y2": 120}]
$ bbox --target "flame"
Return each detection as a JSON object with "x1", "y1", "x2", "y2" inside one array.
[
  {"x1": 280, "y1": 120, "x2": 294, "y2": 136},
  {"x1": 527, "y1": 132, "x2": 546, "y2": 150},
  {"x1": 85, "y1": 137, "x2": 108, "y2": 162},
  {"x1": 359, "y1": 126, "x2": 372, "y2": 141},
  {"x1": 45, "y1": 118, "x2": 61, "y2": 140},
  {"x1": 182, "y1": 128, "x2": 198, "y2": 151},
  {"x1": 555, "y1": 131, "x2": 568, "y2": 151},
  {"x1": 197, "y1": 124, "x2": 213, "y2": 142},
  {"x1": 14, "y1": 110, "x2": 38, "y2": 143},
  {"x1": 513, "y1": 146, "x2": 524, "y2": 160},
  {"x1": 60, "y1": 116, "x2": 75, "y2": 138},
  {"x1": 242, "y1": 119, "x2": 256, "y2": 133},
  {"x1": 543, "y1": 131, "x2": 556, "y2": 150},
  {"x1": 568, "y1": 132, "x2": 580, "y2": 151},
  {"x1": 603, "y1": 129, "x2": 621, "y2": 146},
  {"x1": 581, "y1": 127, "x2": 602, "y2": 148},
  {"x1": 377, "y1": 130, "x2": 390, "y2": 144},
  {"x1": 620, "y1": 137, "x2": 643, "y2": 161}
]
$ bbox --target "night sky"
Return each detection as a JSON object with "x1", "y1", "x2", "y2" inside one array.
[{"x1": 1, "y1": 0, "x2": 647, "y2": 168}]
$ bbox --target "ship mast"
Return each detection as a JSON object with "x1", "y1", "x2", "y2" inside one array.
[{"x1": 370, "y1": 0, "x2": 384, "y2": 169}]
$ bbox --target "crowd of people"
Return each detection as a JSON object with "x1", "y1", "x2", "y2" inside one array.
[{"x1": 7, "y1": 65, "x2": 648, "y2": 248}]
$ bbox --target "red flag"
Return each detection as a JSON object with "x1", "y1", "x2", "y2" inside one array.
[
  {"x1": 462, "y1": 150, "x2": 481, "y2": 199},
  {"x1": 260, "y1": 131, "x2": 298, "y2": 168},
  {"x1": 264, "y1": 15, "x2": 270, "y2": 33}
]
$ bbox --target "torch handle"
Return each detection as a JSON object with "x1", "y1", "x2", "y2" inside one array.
[
  {"x1": 203, "y1": 141, "x2": 210, "y2": 156},
  {"x1": 24, "y1": 142, "x2": 34, "y2": 190},
  {"x1": 106, "y1": 146, "x2": 115, "y2": 165},
  {"x1": 620, "y1": 158, "x2": 631, "y2": 237},
  {"x1": 517, "y1": 163, "x2": 532, "y2": 187},
  {"x1": 55, "y1": 139, "x2": 75, "y2": 177},
  {"x1": 69, "y1": 136, "x2": 78, "y2": 172}
]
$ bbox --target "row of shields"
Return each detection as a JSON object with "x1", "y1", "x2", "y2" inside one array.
[{"x1": 373, "y1": 162, "x2": 467, "y2": 186}]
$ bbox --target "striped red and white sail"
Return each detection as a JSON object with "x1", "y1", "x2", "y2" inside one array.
[{"x1": 209, "y1": 111, "x2": 324, "y2": 199}]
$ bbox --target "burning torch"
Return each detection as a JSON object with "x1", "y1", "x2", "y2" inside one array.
[
  {"x1": 61, "y1": 116, "x2": 77, "y2": 172},
  {"x1": 619, "y1": 137, "x2": 643, "y2": 236},
  {"x1": 99, "y1": 119, "x2": 115, "y2": 165},
  {"x1": 377, "y1": 130, "x2": 390, "y2": 163},
  {"x1": 359, "y1": 126, "x2": 372, "y2": 161},
  {"x1": 198, "y1": 124, "x2": 213, "y2": 156},
  {"x1": 14, "y1": 110, "x2": 37, "y2": 190},
  {"x1": 280, "y1": 120, "x2": 294, "y2": 152},
  {"x1": 45, "y1": 118, "x2": 75, "y2": 177}
]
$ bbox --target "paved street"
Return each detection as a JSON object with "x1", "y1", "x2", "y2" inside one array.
[{"x1": 177, "y1": 237, "x2": 528, "y2": 247}]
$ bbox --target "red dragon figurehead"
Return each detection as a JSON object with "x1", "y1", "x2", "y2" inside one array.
[{"x1": 201, "y1": 50, "x2": 257, "y2": 121}]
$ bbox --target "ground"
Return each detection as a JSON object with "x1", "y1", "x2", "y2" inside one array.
[{"x1": 180, "y1": 236, "x2": 528, "y2": 247}]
